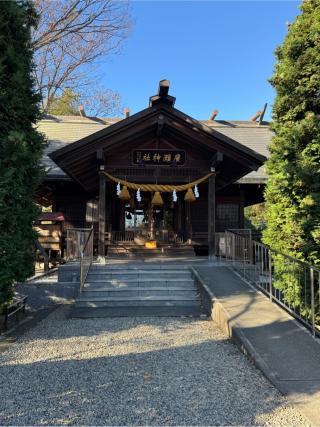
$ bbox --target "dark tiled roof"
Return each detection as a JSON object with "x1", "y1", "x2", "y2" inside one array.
[
  {"x1": 38, "y1": 115, "x2": 272, "y2": 183},
  {"x1": 204, "y1": 120, "x2": 271, "y2": 183}
]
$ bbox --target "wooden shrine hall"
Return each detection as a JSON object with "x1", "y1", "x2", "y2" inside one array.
[{"x1": 43, "y1": 80, "x2": 267, "y2": 259}]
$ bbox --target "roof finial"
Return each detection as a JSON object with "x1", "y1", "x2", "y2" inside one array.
[
  {"x1": 209, "y1": 109, "x2": 219, "y2": 121},
  {"x1": 78, "y1": 105, "x2": 86, "y2": 117},
  {"x1": 250, "y1": 110, "x2": 262, "y2": 122}
]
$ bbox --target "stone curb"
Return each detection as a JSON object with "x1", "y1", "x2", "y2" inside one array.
[{"x1": 190, "y1": 266, "x2": 315, "y2": 426}]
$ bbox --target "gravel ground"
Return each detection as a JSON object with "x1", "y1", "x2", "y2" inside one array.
[{"x1": 0, "y1": 307, "x2": 310, "y2": 426}]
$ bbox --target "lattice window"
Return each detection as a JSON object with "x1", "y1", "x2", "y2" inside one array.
[{"x1": 216, "y1": 203, "x2": 240, "y2": 232}]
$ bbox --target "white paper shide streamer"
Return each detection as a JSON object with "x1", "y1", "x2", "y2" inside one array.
[
  {"x1": 194, "y1": 184, "x2": 199, "y2": 198},
  {"x1": 116, "y1": 182, "x2": 121, "y2": 196},
  {"x1": 172, "y1": 189, "x2": 177, "y2": 202},
  {"x1": 136, "y1": 188, "x2": 142, "y2": 202}
]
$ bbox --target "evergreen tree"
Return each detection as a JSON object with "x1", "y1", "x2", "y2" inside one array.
[
  {"x1": 48, "y1": 89, "x2": 80, "y2": 116},
  {"x1": 264, "y1": 0, "x2": 320, "y2": 265},
  {"x1": 0, "y1": 1, "x2": 46, "y2": 309},
  {"x1": 263, "y1": 0, "x2": 320, "y2": 314},
  {"x1": 244, "y1": 203, "x2": 266, "y2": 238}
]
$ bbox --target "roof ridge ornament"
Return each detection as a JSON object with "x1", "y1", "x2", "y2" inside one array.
[{"x1": 149, "y1": 79, "x2": 176, "y2": 108}]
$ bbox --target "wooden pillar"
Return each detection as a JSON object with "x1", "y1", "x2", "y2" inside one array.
[
  {"x1": 208, "y1": 172, "x2": 216, "y2": 260},
  {"x1": 119, "y1": 202, "x2": 125, "y2": 231},
  {"x1": 148, "y1": 203, "x2": 155, "y2": 240},
  {"x1": 177, "y1": 197, "x2": 182, "y2": 232},
  {"x1": 185, "y1": 201, "x2": 192, "y2": 244},
  {"x1": 239, "y1": 186, "x2": 245, "y2": 228},
  {"x1": 98, "y1": 165, "x2": 106, "y2": 261}
]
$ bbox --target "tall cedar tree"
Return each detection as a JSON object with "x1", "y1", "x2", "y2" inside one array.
[
  {"x1": 0, "y1": 1, "x2": 46, "y2": 308},
  {"x1": 264, "y1": 0, "x2": 320, "y2": 267}
]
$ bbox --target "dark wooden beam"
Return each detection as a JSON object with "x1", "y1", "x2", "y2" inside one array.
[
  {"x1": 185, "y1": 202, "x2": 192, "y2": 242},
  {"x1": 156, "y1": 114, "x2": 165, "y2": 137},
  {"x1": 96, "y1": 148, "x2": 103, "y2": 161},
  {"x1": 98, "y1": 165, "x2": 106, "y2": 261},
  {"x1": 208, "y1": 171, "x2": 216, "y2": 260},
  {"x1": 211, "y1": 152, "x2": 223, "y2": 167},
  {"x1": 149, "y1": 95, "x2": 176, "y2": 108}
]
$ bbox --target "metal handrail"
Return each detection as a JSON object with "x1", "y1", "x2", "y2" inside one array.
[
  {"x1": 227, "y1": 229, "x2": 320, "y2": 271},
  {"x1": 66, "y1": 228, "x2": 92, "y2": 261},
  {"x1": 222, "y1": 230, "x2": 320, "y2": 338},
  {"x1": 79, "y1": 227, "x2": 94, "y2": 293},
  {"x1": 65, "y1": 227, "x2": 93, "y2": 293},
  {"x1": 34, "y1": 238, "x2": 49, "y2": 272}
]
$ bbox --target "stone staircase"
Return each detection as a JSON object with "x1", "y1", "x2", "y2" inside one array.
[{"x1": 70, "y1": 264, "x2": 204, "y2": 317}]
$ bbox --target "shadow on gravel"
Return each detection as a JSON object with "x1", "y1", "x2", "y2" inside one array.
[
  {"x1": 15, "y1": 282, "x2": 78, "y2": 313},
  {"x1": 0, "y1": 317, "x2": 308, "y2": 426},
  {"x1": 9, "y1": 309, "x2": 201, "y2": 343}
]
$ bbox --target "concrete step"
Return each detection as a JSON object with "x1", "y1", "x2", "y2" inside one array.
[
  {"x1": 81, "y1": 288, "x2": 198, "y2": 298},
  {"x1": 71, "y1": 264, "x2": 202, "y2": 318},
  {"x1": 85, "y1": 278, "x2": 194, "y2": 285},
  {"x1": 84, "y1": 280, "x2": 195, "y2": 289},
  {"x1": 75, "y1": 297, "x2": 200, "y2": 308},
  {"x1": 87, "y1": 271, "x2": 192, "y2": 280},
  {"x1": 90, "y1": 264, "x2": 191, "y2": 270},
  {"x1": 87, "y1": 269, "x2": 192, "y2": 275},
  {"x1": 70, "y1": 305, "x2": 205, "y2": 318},
  {"x1": 107, "y1": 251, "x2": 195, "y2": 259}
]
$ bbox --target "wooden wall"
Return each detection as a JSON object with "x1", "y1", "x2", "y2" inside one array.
[{"x1": 45, "y1": 179, "x2": 250, "y2": 238}]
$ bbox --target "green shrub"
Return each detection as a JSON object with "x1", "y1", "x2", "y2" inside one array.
[{"x1": 0, "y1": 1, "x2": 46, "y2": 308}]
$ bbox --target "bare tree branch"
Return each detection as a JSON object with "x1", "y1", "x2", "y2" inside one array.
[
  {"x1": 32, "y1": 0, "x2": 131, "y2": 113},
  {"x1": 80, "y1": 86, "x2": 122, "y2": 117}
]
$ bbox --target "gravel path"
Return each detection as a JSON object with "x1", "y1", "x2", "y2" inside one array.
[{"x1": 0, "y1": 307, "x2": 309, "y2": 426}]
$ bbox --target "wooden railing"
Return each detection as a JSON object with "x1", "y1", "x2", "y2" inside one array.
[
  {"x1": 111, "y1": 229, "x2": 186, "y2": 244},
  {"x1": 111, "y1": 230, "x2": 135, "y2": 242}
]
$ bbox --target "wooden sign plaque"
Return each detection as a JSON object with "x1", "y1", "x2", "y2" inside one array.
[{"x1": 132, "y1": 150, "x2": 186, "y2": 166}]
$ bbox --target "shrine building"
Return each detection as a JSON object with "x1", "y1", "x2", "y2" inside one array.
[{"x1": 36, "y1": 80, "x2": 271, "y2": 259}]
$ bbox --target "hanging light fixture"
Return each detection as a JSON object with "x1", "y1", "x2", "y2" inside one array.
[
  {"x1": 119, "y1": 185, "x2": 130, "y2": 201},
  {"x1": 151, "y1": 191, "x2": 164, "y2": 206},
  {"x1": 184, "y1": 187, "x2": 196, "y2": 202}
]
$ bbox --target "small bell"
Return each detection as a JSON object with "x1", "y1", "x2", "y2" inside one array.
[
  {"x1": 151, "y1": 191, "x2": 164, "y2": 206},
  {"x1": 184, "y1": 187, "x2": 196, "y2": 203},
  {"x1": 119, "y1": 185, "x2": 130, "y2": 201}
]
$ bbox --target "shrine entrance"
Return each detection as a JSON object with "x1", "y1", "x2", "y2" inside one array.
[
  {"x1": 50, "y1": 80, "x2": 265, "y2": 260},
  {"x1": 123, "y1": 192, "x2": 184, "y2": 245}
]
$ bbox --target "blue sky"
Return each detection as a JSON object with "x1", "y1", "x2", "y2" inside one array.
[{"x1": 102, "y1": 1, "x2": 300, "y2": 121}]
